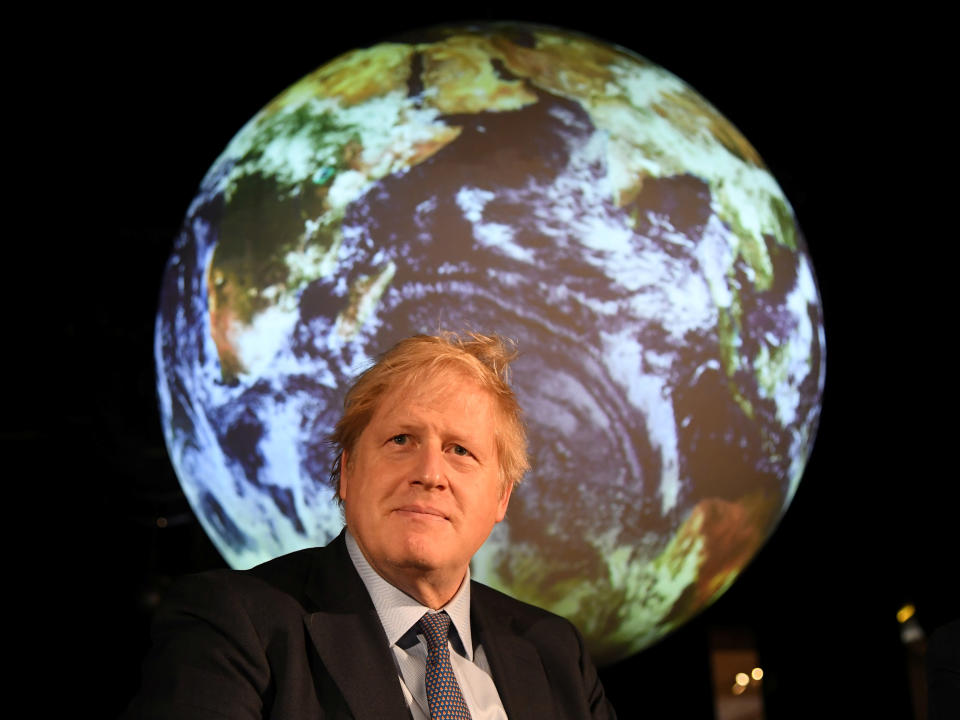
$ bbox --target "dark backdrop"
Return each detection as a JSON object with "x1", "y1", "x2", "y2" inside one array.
[{"x1": 20, "y1": 9, "x2": 953, "y2": 718}]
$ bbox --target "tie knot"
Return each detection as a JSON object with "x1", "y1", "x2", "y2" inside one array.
[{"x1": 419, "y1": 611, "x2": 452, "y2": 650}]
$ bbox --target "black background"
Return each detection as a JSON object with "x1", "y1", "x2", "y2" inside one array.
[{"x1": 20, "y1": 8, "x2": 954, "y2": 718}]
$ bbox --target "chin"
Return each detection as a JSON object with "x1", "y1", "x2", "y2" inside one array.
[{"x1": 390, "y1": 534, "x2": 459, "y2": 573}]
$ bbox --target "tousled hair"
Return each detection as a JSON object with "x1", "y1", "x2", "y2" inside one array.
[{"x1": 328, "y1": 332, "x2": 529, "y2": 502}]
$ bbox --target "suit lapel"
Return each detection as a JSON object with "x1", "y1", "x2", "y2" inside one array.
[
  {"x1": 303, "y1": 534, "x2": 411, "y2": 720},
  {"x1": 472, "y1": 584, "x2": 556, "y2": 719}
]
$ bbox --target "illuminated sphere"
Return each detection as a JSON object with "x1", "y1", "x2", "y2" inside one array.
[{"x1": 156, "y1": 23, "x2": 825, "y2": 664}]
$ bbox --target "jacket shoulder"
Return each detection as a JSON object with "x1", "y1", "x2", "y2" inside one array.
[
  {"x1": 242, "y1": 545, "x2": 328, "y2": 603},
  {"x1": 470, "y1": 579, "x2": 587, "y2": 652},
  {"x1": 163, "y1": 538, "x2": 349, "y2": 627},
  {"x1": 471, "y1": 580, "x2": 574, "y2": 625}
]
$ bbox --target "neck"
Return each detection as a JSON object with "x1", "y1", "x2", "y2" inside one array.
[{"x1": 385, "y1": 568, "x2": 463, "y2": 610}]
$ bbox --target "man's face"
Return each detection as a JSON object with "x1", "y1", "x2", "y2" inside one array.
[{"x1": 340, "y1": 370, "x2": 512, "y2": 592}]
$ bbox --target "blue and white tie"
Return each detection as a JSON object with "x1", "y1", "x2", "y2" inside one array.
[{"x1": 418, "y1": 612, "x2": 472, "y2": 720}]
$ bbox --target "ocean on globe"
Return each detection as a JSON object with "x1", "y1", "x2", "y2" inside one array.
[{"x1": 155, "y1": 22, "x2": 825, "y2": 665}]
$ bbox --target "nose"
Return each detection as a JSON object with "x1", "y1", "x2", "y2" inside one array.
[{"x1": 413, "y1": 443, "x2": 446, "y2": 489}]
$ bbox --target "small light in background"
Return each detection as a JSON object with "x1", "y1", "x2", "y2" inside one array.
[
  {"x1": 156, "y1": 516, "x2": 168, "y2": 528},
  {"x1": 710, "y1": 628, "x2": 766, "y2": 719},
  {"x1": 897, "y1": 604, "x2": 916, "y2": 624},
  {"x1": 898, "y1": 603, "x2": 925, "y2": 644}
]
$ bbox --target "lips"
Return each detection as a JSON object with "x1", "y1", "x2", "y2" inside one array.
[{"x1": 394, "y1": 504, "x2": 449, "y2": 520}]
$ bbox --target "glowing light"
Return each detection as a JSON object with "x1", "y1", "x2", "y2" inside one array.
[
  {"x1": 897, "y1": 604, "x2": 916, "y2": 624},
  {"x1": 732, "y1": 683, "x2": 746, "y2": 696},
  {"x1": 751, "y1": 667, "x2": 764, "y2": 681},
  {"x1": 735, "y1": 672, "x2": 750, "y2": 686}
]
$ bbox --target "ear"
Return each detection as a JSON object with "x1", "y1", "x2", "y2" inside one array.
[
  {"x1": 338, "y1": 450, "x2": 349, "y2": 502},
  {"x1": 494, "y1": 481, "x2": 513, "y2": 523}
]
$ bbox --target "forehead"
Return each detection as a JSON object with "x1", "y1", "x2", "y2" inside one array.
[{"x1": 369, "y1": 369, "x2": 497, "y2": 431}]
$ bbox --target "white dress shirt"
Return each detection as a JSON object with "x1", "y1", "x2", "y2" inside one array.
[{"x1": 345, "y1": 530, "x2": 508, "y2": 720}]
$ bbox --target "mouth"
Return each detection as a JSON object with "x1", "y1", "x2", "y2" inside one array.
[{"x1": 394, "y1": 505, "x2": 449, "y2": 521}]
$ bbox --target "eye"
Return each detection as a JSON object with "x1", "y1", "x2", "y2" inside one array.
[
  {"x1": 451, "y1": 444, "x2": 470, "y2": 457},
  {"x1": 390, "y1": 434, "x2": 409, "y2": 446}
]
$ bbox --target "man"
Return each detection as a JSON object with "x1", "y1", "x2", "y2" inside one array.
[{"x1": 125, "y1": 332, "x2": 616, "y2": 719}]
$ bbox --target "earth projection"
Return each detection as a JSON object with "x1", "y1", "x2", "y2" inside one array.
[{"x1": 155, "y1": 23, "x2": 825, "y2": 664}]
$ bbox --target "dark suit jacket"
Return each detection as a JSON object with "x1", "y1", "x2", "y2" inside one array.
[{"x1": 124, "y1": 532, "x2": 616, "y2": 719}]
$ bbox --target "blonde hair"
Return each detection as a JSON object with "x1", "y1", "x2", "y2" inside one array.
[{"x1": 329, "y1": 332, "x2": 529, "y2": 501}]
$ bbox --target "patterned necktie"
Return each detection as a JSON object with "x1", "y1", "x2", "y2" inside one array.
[{"x1": 418, "y1": 611, "x2": 472, "y2": 720}]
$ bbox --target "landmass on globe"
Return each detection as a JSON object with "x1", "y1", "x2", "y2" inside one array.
[{"x1": 156, "y1": 23, "x2": 825, "y2": 663}]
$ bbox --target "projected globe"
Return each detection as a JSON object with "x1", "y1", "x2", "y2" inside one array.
[{"x1": 156, "y1": 23, "x2": 824, "y2": 664}]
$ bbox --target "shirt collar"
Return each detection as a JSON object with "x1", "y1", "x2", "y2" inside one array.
[{"x1": 345, "y1": 529, "x2": 474, "y2": 660}]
